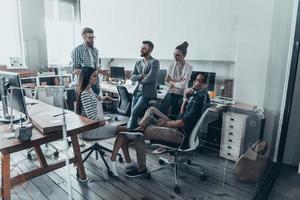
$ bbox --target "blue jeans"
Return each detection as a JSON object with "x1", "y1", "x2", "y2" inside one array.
[{"x1": 127, "y1": 92, "x2": 151, "y2": 130}]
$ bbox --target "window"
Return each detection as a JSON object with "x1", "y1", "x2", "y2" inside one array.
[
  {"x1": 44, "y1": 0, "x2": 78, "y2": 66},
  {"x1": 0, "y1": 0, "x2": 23, "y2": 65}
]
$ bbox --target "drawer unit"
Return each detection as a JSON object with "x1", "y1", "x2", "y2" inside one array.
[{"x1": 219, "y1": 112, "x2": 248, "y2": 161}]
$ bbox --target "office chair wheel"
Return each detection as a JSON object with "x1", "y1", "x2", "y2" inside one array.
[
  {"x1": 108, "y1": 170, "x2": 113, "y2": 177},
  {"x1": 174, "y1": 185, "x2": 181, "y2": 194},
  {"x1": 68, "y1": 140, "x2": 72, "y2": 146},
  {"x1": 118, "y1": 156, "x2": 123, "y2": 163},
  {"x1": 145, "y1": 172, "x2": 151, "y2": 179},
  {"x1": 27, "y1": 153, "x2": 33, "y2": 160},
  {"x1": 200, "y1": 174, "x2": 207, "y2": 181},
  {"x1": 187, "y1": 160, "x2": 192, "y2": 165},
  {"x1": 159, "y1": 159, "x2": 165, "y2": 165},
  {"x1": 53, "y1": 151, "x2": 59, "y2": 157}
]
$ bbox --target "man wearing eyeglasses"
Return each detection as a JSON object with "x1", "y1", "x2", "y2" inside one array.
[{"x1": 71, "y1": 27, "x2": 101, "y2": 95}]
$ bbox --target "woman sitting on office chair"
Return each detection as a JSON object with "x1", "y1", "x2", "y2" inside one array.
[{"x1": 76, "y1": 66, "x2": 129, "y2": 176}]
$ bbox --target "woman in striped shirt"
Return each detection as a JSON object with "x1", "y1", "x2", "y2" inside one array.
[{"x1": 76, "y1": 66, "x2": 129, "y2": 176}]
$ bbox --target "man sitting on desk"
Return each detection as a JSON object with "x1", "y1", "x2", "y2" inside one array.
[
  {"x1": 111, "y1": 73, "x2": 210, "y2": 177},
  {"x1": 127, "y1": 41, "x2": 160, "y2": 130}
]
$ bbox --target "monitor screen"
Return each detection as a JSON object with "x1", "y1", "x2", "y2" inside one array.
[
  {"x1": 110, "y1": 66, "x2": 125, "y2": 80},
  {"x1": 157, "y1": 69, "x2": 167, "y2": 85},
  {"x1": 189, "y1": 71, "x2": 216, "y2": 91},
  {"x1": 0, "y1": 71, "x2": 28, "y2": 116}
]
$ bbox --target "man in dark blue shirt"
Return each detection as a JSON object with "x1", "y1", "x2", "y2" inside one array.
[{"x1": 122, "y1": 73, "x2": 210, "y2": 177}]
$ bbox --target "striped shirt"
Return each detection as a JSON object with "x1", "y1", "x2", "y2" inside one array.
[{"x1": 81, "y1": 89, "x2": 98, "y2": 121}]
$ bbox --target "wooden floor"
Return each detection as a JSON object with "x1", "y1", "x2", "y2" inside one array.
[{"x1": 0, "y1": 138, "x2": 262, "y2": 200}]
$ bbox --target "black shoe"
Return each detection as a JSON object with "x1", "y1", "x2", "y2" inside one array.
[{"x1": 126, "y1": 168, "x2": 147, "y2": 178}]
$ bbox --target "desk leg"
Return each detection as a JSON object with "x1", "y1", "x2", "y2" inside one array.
[
  {"x1": 71, "y1": 135, "x2": 87, "y2": 180},
  {"x1": 1, "y1": 152, "x2": 10, "y2": 200},
  {"x1": 34, "y1": 146, "x2": 48, "y2": 168}
]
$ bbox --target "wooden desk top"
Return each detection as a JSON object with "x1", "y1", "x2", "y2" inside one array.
[{"x1": 0, "y1": 99, "x2": 99, "y2": 154}]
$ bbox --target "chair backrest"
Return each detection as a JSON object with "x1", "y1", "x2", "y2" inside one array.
[
  {"x1": 35, "y1": 86, "x2": 67, "y2": 109},
  {"x1": 186, "y1": 104, "x2": 213, "y2": 151},
  {"x1": 34, "y1": 87, "x2": 53, "y2": 105},
  {"x1": 117, "y1": 85, "x2": 131, "y2": 116}
]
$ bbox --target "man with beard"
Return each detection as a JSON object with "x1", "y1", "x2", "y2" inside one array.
[
  {"x1": 127, "y1": 41, "x2": 160, "y2": 130},
  {"x1": 71, "y1": 27, "x2": 101, "y2": 95}
]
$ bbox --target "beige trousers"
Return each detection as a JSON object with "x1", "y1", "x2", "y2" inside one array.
[{"x1": 134, "y1": 107, "x2": 184, "y2": 166}]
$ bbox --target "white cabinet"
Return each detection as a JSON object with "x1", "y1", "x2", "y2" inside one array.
[{"x1": 219, "y1": 112, "x2": 248, "y2": 161}]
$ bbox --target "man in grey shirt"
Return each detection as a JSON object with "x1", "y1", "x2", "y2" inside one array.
[{"x1": 127, "y1": 41, "x2": 160, "y2": 130}]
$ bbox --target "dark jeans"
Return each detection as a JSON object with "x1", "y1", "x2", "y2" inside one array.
[{"x1": 159, "y1": 93, "x2": 183, "y2": 116}]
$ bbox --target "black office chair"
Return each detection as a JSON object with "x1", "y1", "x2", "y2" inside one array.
[
  {"x1": 79, "y1": 136, "x2": 124, "y2": 177},
  {"x1": 116, "y1": 86, "x2": 132, "y2": 116}
]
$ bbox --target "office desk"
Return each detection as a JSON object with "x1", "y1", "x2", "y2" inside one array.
[
  {"x1": 100, "y1": 81, "x2": 169, "y2": 100},
  {"x1": 0, "y1": 99, "x2": 99, "y2": 200}
]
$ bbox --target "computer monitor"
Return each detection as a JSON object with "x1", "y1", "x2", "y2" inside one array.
[
  {"x1": 110, "y1": 66, "x2": 125, "y2": 80},
  {"x1": 0, "y1": 71, "x2": 28, "y2": 122},
  {"x1": 188, "y1": 71, "x2": 216, "y2": 91},
  {"x1": 157, "y1": 69, "x2": 167, "y2": 86}
]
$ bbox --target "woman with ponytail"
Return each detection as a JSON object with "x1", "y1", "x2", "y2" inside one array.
[
  {"x1": 160, "y1": 41, "x2": 193, "y2": 116},
  {"x1": 154, "y1": 42, "x2": 193, "y2": 154}
]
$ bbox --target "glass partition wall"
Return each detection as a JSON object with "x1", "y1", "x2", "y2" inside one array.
[
  {"x1": 1, "y1": 0, "x2": 298, "y2": 200},
  {"x1": 32, "y1": 0, "x2": 300, "y2": 199}
]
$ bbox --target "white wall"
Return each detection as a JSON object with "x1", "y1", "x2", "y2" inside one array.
[
  {"x1": 81, "y1": 0, "x2": 287, "y2": 108},
  {"x1": 20, "y1": 0, "x2": 48, "y2": 70},
  {"x1": 0, "y1": 0, "x2": 22, "y2": 65},
  {"x1": 233, "y1": 0, "x2": 274, "y2": 108},
  {"x1": 81, "y1": 0, "x2": 239, "y2": 61}
]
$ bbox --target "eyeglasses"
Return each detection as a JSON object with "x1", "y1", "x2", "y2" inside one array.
[{"x1": 86, "y1": 36, "x2": 96, "y2": 40}]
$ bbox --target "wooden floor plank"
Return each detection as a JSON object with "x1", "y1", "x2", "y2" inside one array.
[
  {"x1": 10, "y1": 160, "x2": 48, "y2": 200},
  {"x1": 1, "y1": 134, "x2": 263, "y2": 200},
  {"x1": 18, "y1": 150, "x2": 103, "y2": 200},
  {"x1": 10, "y1": 152, "x2": 71, "y2": 200},
  {"x1": 34, "y1": 148, "x2": 132, "y2": 200}
]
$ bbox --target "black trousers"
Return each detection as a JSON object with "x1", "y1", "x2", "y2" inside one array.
[{"x1": 159, "y1": 93, "x2": 183, "y2": 116}]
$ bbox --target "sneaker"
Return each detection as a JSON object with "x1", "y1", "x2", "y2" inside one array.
[
  {"x1": 152, "y1": 147, "x2": 167, "y2": 154},
  {"x1": 126, "y1": 168, "x2": 148, "y2": 178},
  {"x1": 125, "y1": 160, "x2": 139, "y2": 170},
  {"x1": 120, "y1": 131, "x2": 144, "y2": 140},
  {"x1": 109, "y1": 160, "x2": 118, "y2": 176}
]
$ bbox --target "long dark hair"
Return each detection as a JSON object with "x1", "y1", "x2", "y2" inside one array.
[{"x1": 76, "y1": 66, "x2": 96, "y2": 115}]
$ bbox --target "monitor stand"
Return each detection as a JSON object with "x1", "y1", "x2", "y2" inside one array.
[{"x1": 0, "y1": 114, "x2": 25, "y2": 123}]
